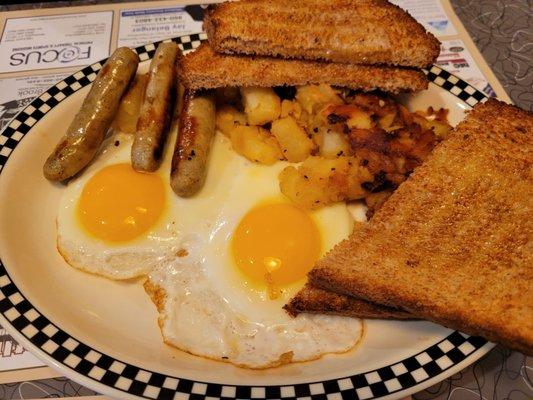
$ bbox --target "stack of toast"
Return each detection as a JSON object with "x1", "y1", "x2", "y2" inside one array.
[{"x1": 177, "y1": 0, "x2": 533, "y2": 354}]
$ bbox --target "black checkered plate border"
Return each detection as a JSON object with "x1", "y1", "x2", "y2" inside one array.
[{"x1": 0, "y1": 34, "x2": 493, "y2": 400}]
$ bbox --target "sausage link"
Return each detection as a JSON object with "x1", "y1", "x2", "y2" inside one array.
[
  {"x1": 170, "y1": 90, "x2": 216, "y2": 197},
  {"x1": 131, "y1": 42, "x2": 180, "y2": 172},
  {"x1": 43, "y1": 47, "x2": 139, "y2": 181}
]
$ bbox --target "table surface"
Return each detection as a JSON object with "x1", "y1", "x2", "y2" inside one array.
[{"x1": 0, "y1": 1, "x2": 531, "y2": 399}]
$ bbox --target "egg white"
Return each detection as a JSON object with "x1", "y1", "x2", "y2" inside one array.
[{"x1": 146, "y1": 135, "x2": 363, "y2": 368}]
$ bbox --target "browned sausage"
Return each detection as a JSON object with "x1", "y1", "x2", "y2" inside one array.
[
  {"x1": 170, "y1": 90, "x2": 216, "y2": 197},
  {"x1": 131, "y1": 42, "x2": 180, "y2": 172},
  {"x1": 43, "y1": 47, "x2": 139, "y2": 181}
]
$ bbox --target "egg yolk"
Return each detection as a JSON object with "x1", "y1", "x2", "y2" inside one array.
[
  {"x1": 232, "y1": 203, "x2": 321, "y2": 290},
  {"x1": 77, "y1": 163, "x2": 165, "y2": 242}
]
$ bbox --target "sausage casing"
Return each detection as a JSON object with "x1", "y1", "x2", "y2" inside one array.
[
  {"x1": 43, "y1": 47, "x2": 139, "y2": 181},
  {"x1": 131, "y1": 42, "x2": 180, "y2": 172},
  {"x1": 170, "y1": 90, "x2": 216, "y2": 197}
]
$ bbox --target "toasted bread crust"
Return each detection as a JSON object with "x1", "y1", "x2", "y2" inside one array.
[
  {"x1": 285, "y1": 283, "x2": 415, "y2": 319},
  {"x1": 310, "y1": 99, "x2": 533, "y2": 355},
  {"x1": 178, "y1": 43, "x2": 428, "y2": 93},
  {"x1": 205, "y1": 0, "x2": 440, "y2": 68}
]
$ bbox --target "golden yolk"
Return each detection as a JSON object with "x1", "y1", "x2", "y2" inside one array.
[
  {"x1": 77, "y1": 163, "x2": 165, "y2": 242},
  {"x1": 232, "y1": 203, "x2": 321, "y2": 289}
]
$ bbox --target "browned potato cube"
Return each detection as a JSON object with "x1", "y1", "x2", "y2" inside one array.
[
  {"x1": 271, "y1": 116, "x2": 316, "y2": 162},
  {"x1": 317, "y1": 130, "x2": 352, "y2": 158},
  {"x1": 346, "y1": 108, "x2": 373, "y2": 130},
  {"x1": 279, "y1": 156, "x2": 373, "y2": 209},
  {"x1": 426, "y1": 119, "x2": 451, "y2": 139},
  {"x1": 216, "y1": 105, "x2": 247, "y2": 137},
  {"x1": 280, "y1": 100, "x2": 303, "y2": 119},
  {"x1": 240, "y1": 87, "x2": 281, "y2": 125},
  {"x1": 295, "y1": 84, "x2": 344, "y2": 114},
  {"x1": 378, "y1": 113, "x2": 396, "y2": 132},
  {"x1": 279, "y1": 165, "x2": 330, "y2": 209},
  {"x1": 230, "y1": 125, "x2": 283, "y2": 165}
]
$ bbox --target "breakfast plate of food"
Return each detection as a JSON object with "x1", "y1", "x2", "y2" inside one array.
[{"x1": 0, "y1": 1, "x2": 530, "y2": 399}]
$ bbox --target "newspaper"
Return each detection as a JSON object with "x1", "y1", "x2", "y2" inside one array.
[{"x1": 0, "y1": 0, "x2": 511, "y2": 380}]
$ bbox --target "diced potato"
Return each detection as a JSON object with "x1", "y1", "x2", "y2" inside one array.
[
  {"x1": 398, "y1": 104, "x2": 414, "y2": 125},
  {"x1": 295, "y1": 84, "x2": 344, "y2": 114},
  {"x1": 412, "y1": 114, "x2": 430, "y2": 130},
  {"x1": 426, "y1": 119, "x2": 451, "y2": 140},
  {"x1": 279, "y1": 164, "x2": 331, "y2": 209},
  {"x1": 280, "y1": 100, "x2": 302, "y2": 119},
  {"x1": 279, "y1": 156, "x2": 373, "y2": 209},
  {"x1": 318, "y1": 104, "x2": 373, "y2": 131},
  {"x1": 378, "y1": 112, "x2": 395, "y2": 129},
  {"x1": 112, "y1": 73, "x2": 148, "y2": 133},
  {"x1": 271, "y1": 116, "x2": 316, "y2": 162},
  {"x1": 346, "y1": 108, "x2": 373, "y2": 130},
  {"x1": 345, "y1": 163, "x2": 374, "y2": 199},
  {"x1": 230, "y1": 125, "x2": 283, "y2": 165},
  {"x1": 240, "y1": 87, "x2": 281, "y2": 125},
  {"x1": 216, "y1": 105, "x2": 247, "y2": 137},
  {"x1": 317, "y1": 130, "x2": 352, "y2": 158},
  {"x1": 412, "y1": 109, "x2": 452, "y2": 140},
  {"x1": 349, "y1": 93, "x2": 396, "y2": 117}
]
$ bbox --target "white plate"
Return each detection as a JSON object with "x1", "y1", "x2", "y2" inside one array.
[{"x1": 0, "y1": 35, "x2": 493, "y2": 400}]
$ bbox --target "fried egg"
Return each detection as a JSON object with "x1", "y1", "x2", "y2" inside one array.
[
  {"x1": 58, "y1": 130, "x2": 363, "y2": 368},
  {"x1": 56, "y1": 132, "x2": 240, "y2": 279},
  {"x1": 146, "y1": 142, "x2": 363, "y2": 368}
]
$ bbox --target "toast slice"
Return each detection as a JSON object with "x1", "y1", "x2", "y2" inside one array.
[
  {"x1": 178, "y1": 43, "x2": 428, "y2": 92},
  {"x1": 204, "y1": 0, "x2": 440, "y2": 68},
  {"x1": 284, "y1": 283, "x2": 415, "y2": 319},
  {"x1": 309, "y1": 99, "x2": 533, "y2": 355}
]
